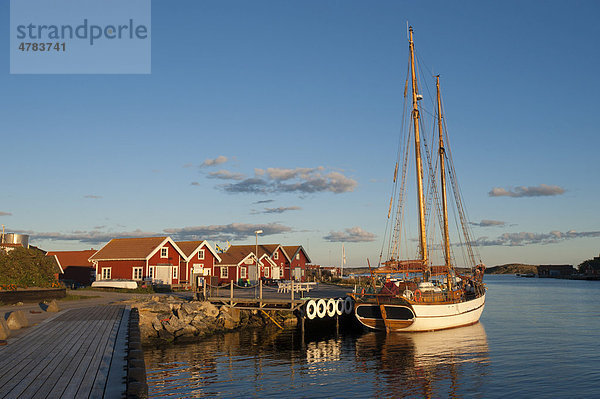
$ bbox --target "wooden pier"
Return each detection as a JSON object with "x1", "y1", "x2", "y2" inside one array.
[
  {"x1": 0, "y1": 305, "x2": 130, "y2": 398},
  {"x1": 200, "y1": 280, "x2": 320, "y2": 312}
]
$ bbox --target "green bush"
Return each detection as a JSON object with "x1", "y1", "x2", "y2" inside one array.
[{"x1": 0, "y1": 247, "x2": 59, "y2": 288}]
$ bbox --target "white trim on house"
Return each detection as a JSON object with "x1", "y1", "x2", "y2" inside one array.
[
  {"x1": 132, "y1": 267, "x2": 143, "y2": 280},
  {"x1": 181, "y1": 240, "x2": 222, "y2": 263},
  {"x1": 101, "y1": 267, "x2": 111, "y2": 280},
  {"x1": 53, "y1": 255, "x2": 65, "y2": 274},
  {"x1": 146, "y1": 237, "x2": 187, "y2": 261}
]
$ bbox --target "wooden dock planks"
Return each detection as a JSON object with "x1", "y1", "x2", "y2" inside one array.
[{"x1": 0, "y1": 305, "x2": 129, "y2": 399}]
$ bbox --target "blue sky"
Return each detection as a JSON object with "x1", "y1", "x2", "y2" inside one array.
[{"x1": 1, "y1": 0, "x2": 599, "y2": 267}]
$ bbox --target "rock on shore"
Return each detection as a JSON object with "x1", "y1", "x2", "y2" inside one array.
[{"x1": 127, "y1": 296, "x2": 292, "y2": 344}]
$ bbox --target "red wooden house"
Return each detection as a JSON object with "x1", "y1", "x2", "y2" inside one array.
[
  {"x1": 47, "y1": 249, "x2": 97, "y2": 286},
  {"x1": 215, "y1": 246, "x2": 258, "y2": 284},
  {"x1": 225, "y1": 245, "x2": 286, "y2": 281},
  {"x1": 282, "y1": 245, "x2": 311, "y2": 281},
  {"x1": 176, "y1": 240, "x2": 222, "y2": 286},
  {"x1": 89, "y1": 237, "x2": 186, "y2": 285}
]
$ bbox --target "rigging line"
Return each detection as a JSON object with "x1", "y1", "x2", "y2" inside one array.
[
  {"x1": 438, "y1": 89, "x2": 480, "y2": 268},
  {"x1": 414, "y1": 50, "x2": 436, "y2": 115},
  {"x1": 386, "y1": 51, "x2": 412, "y2": 262}
]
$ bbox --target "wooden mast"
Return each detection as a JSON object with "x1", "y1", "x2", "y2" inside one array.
[
  {"x1": 436, "y1": 75, "x2": 453, "y2": 291},
  {"x1": 408, "y1": 27, "x2": 428, "y2": 269}
]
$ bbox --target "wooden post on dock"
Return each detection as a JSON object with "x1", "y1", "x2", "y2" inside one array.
[
  {"x1": 230, "y1": 282, "x2": 234, "y2": 306},
  {"x1": 259, "y1": 279, "x2": 263, "y2": 308},
  {"x1": 291, "y1": 279, "x2": 294, "y2": 309},
  {"x1": 203, "y1": 277, "x2": 207, "y2": 300}
]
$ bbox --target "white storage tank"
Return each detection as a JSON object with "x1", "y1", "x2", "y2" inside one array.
[{"x1": 2, "y1": 233, "x2": 29, "y2": 248}]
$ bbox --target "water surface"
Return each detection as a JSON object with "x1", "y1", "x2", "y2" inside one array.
[{"x1": 144, "y1": 275, "x2": 600, "y2": 398}]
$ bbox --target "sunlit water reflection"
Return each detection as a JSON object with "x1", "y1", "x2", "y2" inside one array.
[{"x1": 145, "y1": 275, "x2": 600, "y2": 398}]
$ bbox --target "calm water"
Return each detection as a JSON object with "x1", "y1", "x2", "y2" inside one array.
[{"x1": 144, "y1": 275, "x2": 600, "y2": 398}]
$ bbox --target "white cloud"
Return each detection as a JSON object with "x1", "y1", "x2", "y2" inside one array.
[
  {"x1": 263, "y1": 206, "x2": 301, "y2": 214},
  {"x1": 470, "y1": 219, "x2": 506, "y2": 227},
  {"x1": 201, "y1": 156, "x2": 228, "y2": 167},
  {"x1": 489, "y1": 184, "x2": 565, "y2": 198},
  {"x1": 221, "y1": 167, "x2": 357, "y2": 195},
  {"x1": 323, "y1": 226, "x2": 376, "y2": 243},
  {"x1": 84, "y1": 195, "x2": 102, "y2": 199},
  {"x1": 165, "y1": 222, "x2": 292, "y2": 241},
  {"x1": 207, "y1": 169, "x2": 246, "y2": 181}
]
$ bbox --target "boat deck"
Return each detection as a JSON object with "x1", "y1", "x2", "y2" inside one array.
[{"x1": 0, "y1": 305, "x2": 129, "y2": 399}]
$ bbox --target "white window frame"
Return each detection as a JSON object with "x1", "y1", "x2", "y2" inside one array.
[
  {"x1": 274, "y1": 251, "x2": 278, "y2": 260},
  {"x1": 172, "y1": 265, "x2": 178, "y2": 280},
  {"x1": 198, "y1": 249, "x2": 205, "y2": 260},
  {"x1": 161, "y1": 247, "x2": 168, "y2": 258},
  {"x1": 132, "y1": 267, "x2": 143, "y2": 280},
  {"x1": 280, "y1": 267, "x2": 284, "y2": 278},
  {"x1": 264, "y1": 267, "x2": 270, "y2": 278},
  {"x1": 241, "y1": 267, "x2": 247, "y2": 279},
  {"x1": 203, "y1": 268, "x2": 211, "y2": 276},
  {"x1": 296, "y1": 253, "x2": 300, "y2": 260},
  {"x1": 221, "y1": 266, "x2": 228, "y2": 278},
  {"x1": 149, "y1": 266, "x2": 155, "y2": 279},
  {"x1": 101, "y1": 267, "x2": 111, "y2": 280}
]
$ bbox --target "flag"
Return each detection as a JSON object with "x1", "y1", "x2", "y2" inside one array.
[{"x1": 342, "y1": 244, "x2": 346, "y2": 265}]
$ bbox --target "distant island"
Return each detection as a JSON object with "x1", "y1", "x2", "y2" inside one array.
[
  {"x1": 484, "y1": 264, "x2": 538, "y2": 275},
  {"x1": 345, "y1": 264, "x2": 538, "y2": 275}
]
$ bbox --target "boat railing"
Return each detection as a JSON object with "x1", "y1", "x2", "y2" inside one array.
[{"x1": 355, "y1": 289, "x2": 467, "y2": 304}]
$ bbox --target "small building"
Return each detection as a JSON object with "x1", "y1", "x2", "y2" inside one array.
[
  {"x1": 89, "y1": 237, "x2": 186, "y2": 286},
  {"x1": 47, "y1": 249, "x2": 97, "y2": 286},
  {"x1": 322, "y1": 266, "x2": 342, "y2": 277},
  {"x1": 215, "y1": 246, "x2": 259, "y2": 284},
  {"x1": 282, "y1": 245, "x2": 311, "y2": 281},
  {"x1": 538, "y1": 264, "x2": 575, "y2": 278},
  {"x1": 176, "y1": 240, "x2": 222, "y2": 288},
  {"x1": 223, "y1": 244, "x2": 284, "y2": 281}
]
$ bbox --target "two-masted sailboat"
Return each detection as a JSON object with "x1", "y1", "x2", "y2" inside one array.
[{"x1": 350, "y1": 27, "x2": 486, "y2": 332}]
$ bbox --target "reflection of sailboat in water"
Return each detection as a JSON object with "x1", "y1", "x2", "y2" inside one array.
[
  {"x1": 355, "y1": 323, "x2": 489, "y2": 397},
  {"x1": 350, "y1": 26, "x2": 486, "y2": 332}
]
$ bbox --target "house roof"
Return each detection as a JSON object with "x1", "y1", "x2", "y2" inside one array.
[
  {"x1": 282, "y1": 245, "x2": 312, "y2": 263},
  {"x1": 175, "y1": 240, "x2": 222, "y2": 263},
  {"x1": 47, "y1": 250, "x2": 96, "y2": 272},
  {"x1": 218, "y1": 245, "x2": 257, "y2": 266},
  {"x1": 89, "y1": 237, "x2": 185, "y2": 261},
  {"x1": 227, "y1": 244, "x2": 291, "y2": 262}
]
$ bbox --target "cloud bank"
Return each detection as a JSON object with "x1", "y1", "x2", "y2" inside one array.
[
  {"x1": 21, "y1": 229, "x2": 160, "y2": 245},
  {"x1": 489, "y1": 184, "x2": 565, "y2": 198},
  {"x1": 219, "y1": 167, "x2": 357, "y2": 195},
  {"x1": 164, "y1": 222, "x2": 292, "y2": 241},
  {"x1": 475, "y1": 230, "x2": 600, "y2": 247},
  {"x1": 0, "y1": 211, "x2": 12, "y2": 216},
  {"x1": 323, "y1": 226, "x2": 376, "y2": 243},
  {"x1": 470, "y1": 219, "x2": 506, "y2": 227}
]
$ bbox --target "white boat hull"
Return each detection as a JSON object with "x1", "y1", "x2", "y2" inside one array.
[
  {"x1": 91, "y1": 280, "x2": 138, "y2": 289},
  {"x1": 354, "y1": 293, "x2": 485, "y2": 332}
]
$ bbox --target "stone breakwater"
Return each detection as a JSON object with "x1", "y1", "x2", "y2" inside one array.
[{"x1": 126, "y1": 296, "x2": 295, "y2": 344}]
